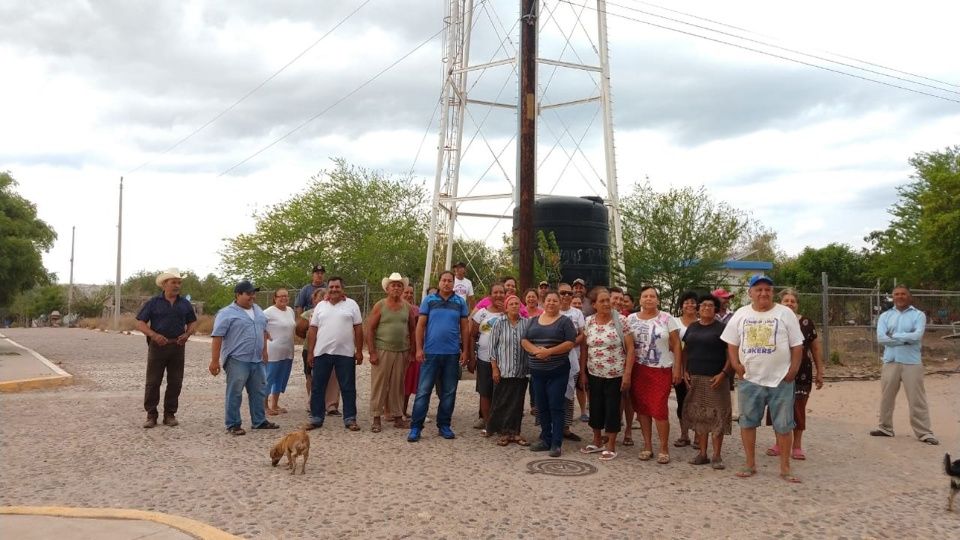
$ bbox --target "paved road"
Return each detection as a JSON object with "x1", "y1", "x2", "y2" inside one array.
[{"x1": 1, "y1": 328, "x2": 958, "y2": 539}]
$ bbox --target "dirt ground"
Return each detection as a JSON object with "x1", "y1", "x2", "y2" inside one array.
[
  {"x1": 1, "y1": 328, "x2": 959, "y2": 539},
  {"x1": 825, "y1": 326, "x2": 960, "y2": 379}
]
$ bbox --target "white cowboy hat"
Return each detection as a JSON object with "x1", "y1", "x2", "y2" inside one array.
[
  {"x1": 156, "y1": 268, "x2": 183, "y2": 288},
  {"x1": 381, "y1": 272, "x2": 409, "y2": 291}
]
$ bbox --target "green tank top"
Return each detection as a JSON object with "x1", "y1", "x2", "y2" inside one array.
[{"x1": 374, "y1": 300, "x2": 410, "y2": 352}]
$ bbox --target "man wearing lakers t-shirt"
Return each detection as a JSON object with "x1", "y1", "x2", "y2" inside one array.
[{"x1": 721, "y1": 275, "x2": 803, "y2": 483}]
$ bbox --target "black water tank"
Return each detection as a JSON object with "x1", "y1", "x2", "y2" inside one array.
[{"x1": 514, "y1": 195, "x2": 610, "y2": 287}]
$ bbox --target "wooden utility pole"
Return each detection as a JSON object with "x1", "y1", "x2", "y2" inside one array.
[{"x1": 517, "y1": 0, "x2": 538, "y2": 291}]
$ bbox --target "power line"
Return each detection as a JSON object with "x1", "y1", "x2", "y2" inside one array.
[
  {"x1": 608, "y1": 0, "x2": 960, "y2": 96},
  {"x1": 618, "y1": 0, "x2": 960, "y2": 89},
  {"x1": 560, "y1": 0, "x2": 960, "y2": 105},
  {"x1": 219, "y1": 1, "x2": 489, "y2": 177},
  {"x1": 125, "y1": 0, "x2": 375, "y2": 176}
]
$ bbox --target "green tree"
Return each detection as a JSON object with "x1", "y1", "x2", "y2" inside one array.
[
  {"x1": 220, "y1": 160, "x2": 429, "y2": 292},
  {"x1": 620, "y1": 182, "x2": 752, "y2": 310},
  {"x1": 8, "y1": 284, "x2": 65, "y2": 322},
  {"x1": 0, "y1": 172, "x2": 57, "y2": 306},
  {"x1": 774, "y1": 243, "x2": 872, "y2": 291},
  {"x1": 865, "y1": 146, "x2": 960, "y2": 289},
  {"x1": 534, "y1": 230, "x2": 562, "y2": 285},
  {"x1": 122, "y1": 270, "x2": 232, "y2": 312}
]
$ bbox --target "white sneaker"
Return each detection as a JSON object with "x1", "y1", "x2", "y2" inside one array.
[{"x1": 425, "y1": 416, "x2": 432, "y2": 424}]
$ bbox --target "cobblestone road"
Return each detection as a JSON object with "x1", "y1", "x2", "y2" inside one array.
[{"x1": 1, "y1": 328, "x2": 958, "y2": 538}]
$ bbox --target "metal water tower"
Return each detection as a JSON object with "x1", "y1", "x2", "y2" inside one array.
[{"x1": 421, "y1": 0, "x2": 625, "y2": 294}]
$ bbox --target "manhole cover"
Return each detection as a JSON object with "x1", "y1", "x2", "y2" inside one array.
[{"x1": 526, "y1": 459, "x2": 597, "y2": 476}]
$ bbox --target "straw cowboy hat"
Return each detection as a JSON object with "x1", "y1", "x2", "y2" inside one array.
[
  {"x1": 156, "y1": 268, "x2": 182, "y2": 288},
  {"x1": 381, "y1": 272, "x2": 409, "y2": 291}
]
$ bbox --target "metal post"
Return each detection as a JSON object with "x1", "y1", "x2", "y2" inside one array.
[
  {"x1": 422, "y1": 0, "x2": 461, "y2": 298},
  {"x1": 597, "y1": 0, "x2": 624, "y2": 287},
  {"x1": 821, "y1": 271, "x2": 830, "y2": 363},
  {"x1": 517, "y1": 0, "x2": 538, "y2": 291},
  {"x1": 443, "y1": 0, "x2": 474, "y2": 270},
  {"x1": 68, "y1": 225, "x2": 75, "y2": 315},
  {"x1": 113, "y1": 178, "x2": 123, "y2": 330}
]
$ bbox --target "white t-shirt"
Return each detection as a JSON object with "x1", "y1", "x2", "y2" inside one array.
[
  {"x1": 310, "y1": 298, "x2": 362, "y2": 357},
  {"x1": 675, "y1": 316, "x2": 688, "y2": 340},
  {"x1": 263, "y1": 305, "x2": 296, "y2": 362},
  {"x1": 720, "y1": 303, "x2": 804, "y2": 387},
  {"x1": 472, "y1": 308, "x2": 505, "y2": 363},
  {"x1": 243, "y1": 307, "x2": 255, "y2": 320},
  {"x1": 453, "y1": 277, "x2": 474, "y2": 300},
  {"x1": 560, "y1": 306, "x2": 586, "y2": 399},
  {"x1": 626, "y1": 311, "x2": 679, "y2": 368}
]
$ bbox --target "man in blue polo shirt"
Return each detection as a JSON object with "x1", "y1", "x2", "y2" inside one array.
[
  {"x1": 135, "y1": 268, "x2": 198, "y2": 428},
  {"x1": 408, "y1": 270, "x2": 469, "y2": 442},
  {"x1": 209, "y1": 280, "x2": 280, "y2": 435}
]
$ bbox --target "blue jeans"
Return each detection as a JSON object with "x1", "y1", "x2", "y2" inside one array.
[
  {"x1": 411, "y1": 354, "x2": 460, "y2": 429},
  {"x1": 310, "y1": 354, "x2": 357, "y2": 426},
  {"x1": 531, "y1": 365, "x2": 570, "y2": 448},
  {"x1": 224, "y1": 359, "x2": 267, "y2": 429}
]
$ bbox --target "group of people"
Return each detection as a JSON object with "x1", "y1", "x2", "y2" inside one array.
[{"x1": 135, "y1": 264, "x2": 940, "y2": 482}]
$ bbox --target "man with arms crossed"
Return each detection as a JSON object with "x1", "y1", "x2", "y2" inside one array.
[
  {"x1": 722, "y1": 275, "x2": 803, "y2": 482},
  {"x1": 870, "y1": 285, "x2": 938, "y2": 445}
]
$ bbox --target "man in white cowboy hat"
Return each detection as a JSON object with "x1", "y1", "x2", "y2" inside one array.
[
  {"x1": 365, "y1": 272, "x2": 417, "y2": 433},
  {"x1": 135, "y1": 268, "x2": 198, "y2": 428}
]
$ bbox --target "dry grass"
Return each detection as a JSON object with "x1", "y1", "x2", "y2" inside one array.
[
  {"x1": 79, "y1": 314, "x2": 139, "y2": 331},
  {"x1": 78, "y1": 314, "x2": 215, "y2": 335}
]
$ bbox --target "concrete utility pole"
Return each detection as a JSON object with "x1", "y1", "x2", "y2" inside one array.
[
  {"x1": 517, "y1": 0, "x2": 538, "y2": 291},
  {"x1": 68, "y1": 226, "x2": 75, "y2": 314},
  {"x1": 113, "y1": 177, "x2": 123, "y2": 330}
]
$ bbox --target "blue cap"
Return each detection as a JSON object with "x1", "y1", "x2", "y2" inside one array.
[
  {"x1": 233, "y1": 280, "x2": 260, "y2": 294},
  {"x1": 748, "y1": 274, "x2": 774, "y2": 287}
]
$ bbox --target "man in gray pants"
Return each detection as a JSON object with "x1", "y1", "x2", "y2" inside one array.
[{"x1": 870, "y1": 285, "x2": 938, "y2": 445}]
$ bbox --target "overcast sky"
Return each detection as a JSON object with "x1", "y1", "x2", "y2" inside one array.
[{"x1": 2, "y1": 0, "x2": 958, "y2": 285}]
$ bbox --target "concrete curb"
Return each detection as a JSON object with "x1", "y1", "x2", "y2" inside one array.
[
  {"x1": 0, "y1": 335, "x2": 74, "y2": 393},
  {"x1": 0, "y1": 506, "x2": 241, "y2": 540}
]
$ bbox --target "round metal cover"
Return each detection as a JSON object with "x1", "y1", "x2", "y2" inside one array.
[{"x1": 526, "y1": 459, "x2": 598, "y2": 476}]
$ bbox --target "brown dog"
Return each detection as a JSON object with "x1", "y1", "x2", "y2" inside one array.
[{"x1": 270, "y1": 428, "x2": 310, "y2": 475}]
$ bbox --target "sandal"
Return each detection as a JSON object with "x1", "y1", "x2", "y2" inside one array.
[
  {"x1": 622, "y1": 436, "x2": 635, "y2": 447},
  {"x1": 496, "y1": 436, "x2": 511, "y2": 447},
  {"x1": 673, "y1": 438, "x2": 691, "y2": 448},
  {"x1": 266, "y1": 408, "x2": 279, "y2": 416},
  {"x1": 480, "y1": 429, "x2": 490, "y2": 438},
  {"x1": 711, "y1": 458, "x2": 725, "y2": 470},
  {"x1": 514, "y1": 436, "x2": 530, "y2": 447},
  {"x1": 791, "y1": 448, "x2": 806, "y2": 460},
  {"x1": 346, "y1": 423, "x2": 361, "y2": 431},
  {"x1": 780, "y1": 473, "x2": 802, "y2": 483},
  {"x1": 735, "y1": 467, "x2": 756, "y2": 478},
  {"x1": 638, "y1": 450, "x2": 653, "y2": 461},
  {"x1": 765, "y1": 445, "x2": 781, "y2": 457},
  {"x1": 226, "y1": 426, "x2": 246, "y2": 436},
  {"x1": 599, "y1": 450, "x2": 617, "y2": 461},
  {"x1": 393, "y1": 419, "x2": 411, "y2": 429},
  {"x1": 371, "y1": 423, "x2": 382, "y2": 433},
  {"x1": 656, "y1": 453, "x2": 671, "y2": 465},
  {"x1": 580, "y1": 444, "x2": 604, "y2": 454},
  {"x1": 688, "y1": 454, "x2": 710, "y2": 465}
]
